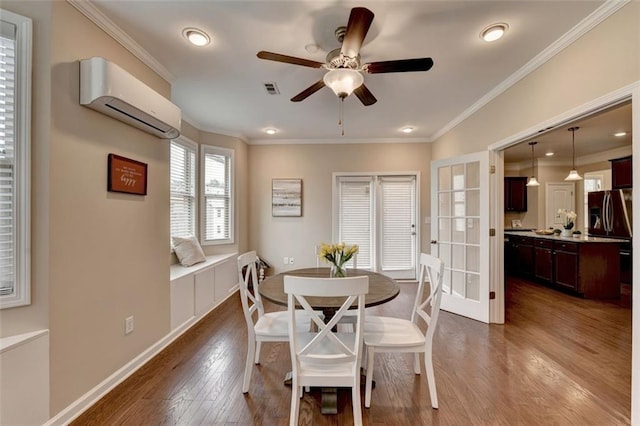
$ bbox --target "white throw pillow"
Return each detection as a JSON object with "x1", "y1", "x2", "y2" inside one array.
[{"x1": 172, "y1": 236, "x2": 206, "y2": 267}]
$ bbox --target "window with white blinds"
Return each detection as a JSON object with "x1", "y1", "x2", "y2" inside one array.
[
  {"x1": 337, "y1": 177, "x2": 374, "y2": 269},
  {"x1": 201, "y1": 145, "x2": 233, "y2": 245},
  {"x1": 170, "y1": 138, "x2": 197, "y2": 239},
  {"x1": 335, "y1": 174, "x2": 418, "y2": 279},
  {"x1": 0, "y1": 10, "x2": 31, "y2": 309}
]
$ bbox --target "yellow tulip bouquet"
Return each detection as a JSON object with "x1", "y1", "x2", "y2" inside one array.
[{"x1": 318, "y1": 242, "x2": 358, "y2": 278}]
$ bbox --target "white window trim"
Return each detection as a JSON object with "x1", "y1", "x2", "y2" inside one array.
[
  {"x1": 170, "y1": 135, "x2": 198, "y2": 243},
  {"x1": 0, "y1": 10, "x2": 32, "y2": 309},
  {"x1": 200, "y1": 145, "x2": 234, "y2": 246}
]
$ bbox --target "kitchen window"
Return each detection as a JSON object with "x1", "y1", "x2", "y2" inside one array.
[
  {"x1": 201, "y1": 145, "x2": 233, "y2": 245},
  {"x1": 0, "y1": 10, "x2": 31, "y2": 309}
]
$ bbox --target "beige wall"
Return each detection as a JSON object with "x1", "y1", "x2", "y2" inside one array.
[
  {"x1": 432, "y1": 4, "x2": 640, "y2": 159},
  {"x1": 248, "y1": 142, "x2": 432, "y2": 274},
  {"x1": 47, "y1": 2, "x2": 175, "y2": 413}
]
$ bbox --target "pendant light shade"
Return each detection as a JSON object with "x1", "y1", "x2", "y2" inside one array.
[
  {"x1": 526, "y1": 141, "x2": 540, "y2": 187},
  {"x1": 565, "y1": 127, "x2": 583, "y2": 181}
]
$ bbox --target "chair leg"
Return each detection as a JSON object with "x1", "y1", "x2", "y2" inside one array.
[
  {"x1": 364, "y1": 349, "x2": 375, "y2": 408},
  {"x1": 242, "y1": 340, "x2": 255, "y2": 393},
  {"x1": 413, "y1": 352, "x2": 421, "y2": 375},
  {"x1": 254, "y1": 341, "x2": 262, "y2": 364},
  {"x1": 424, "y1": 350, "x2": 438, "y2": 409},
  {"x1": 352, "y1": 381, "x2": 363, "y2": 426},
  {"x1": 290, "y1": 380, "x2": 300, "y2": 425}
]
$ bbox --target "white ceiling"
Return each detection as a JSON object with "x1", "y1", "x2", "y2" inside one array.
[{"x1": 86, "y1": 1, "x2": 611, "y2": 143}]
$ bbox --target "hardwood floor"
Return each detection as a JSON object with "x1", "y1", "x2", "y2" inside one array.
[{"x1": 72, "y1": 277, "x2": 631, "y2": 425}]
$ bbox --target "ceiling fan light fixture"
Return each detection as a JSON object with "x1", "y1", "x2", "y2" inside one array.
[
  {"x1": 565, "y1": 126, "x2": 583, "y2": 181},
  {"x1": 183, "y1": 28, "x2": 210, "y2": 47},
  {"x1": 323, "y1": 68, "x2": 364, "y2": 98},
  {"x1": 481, "y1": 23, "x2": 508, "y2": 42}
]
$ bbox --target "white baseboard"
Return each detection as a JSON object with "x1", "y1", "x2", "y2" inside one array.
[{"x1": 45, "y1": 288, "x2": 239, "y2": 426}]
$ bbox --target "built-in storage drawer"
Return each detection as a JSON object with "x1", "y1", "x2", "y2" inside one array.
[
  {"x1": 534, "y1": 239, "x2": 553, "y2": 249},
  {"x1": 554, "y1": 241, "x2": 578, "y2": 253}
]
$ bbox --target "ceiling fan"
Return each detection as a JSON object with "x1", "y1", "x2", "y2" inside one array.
[{"x1": 257, "y1": 7, "x2": 434, "y2": 106}]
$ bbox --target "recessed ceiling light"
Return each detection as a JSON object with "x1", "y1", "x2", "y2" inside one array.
[
  {"x1": 480, "y1": 23, "x2": 509, "y2": 42},
  {"x1": 264, "y1": 128, "x2": 278, "y2": 135},
  {"x1": 182, "y1": 28, "x2": 210, "y2": 47},
  {"x1": 401, "y1": 126, "x2": 414, "y2": 134},
  {"x1": 545, "y1": 152, "x2": 554, "y2": 157},
  {"x1": 614, "y1": 132, "x2": 627, "y2": 137}
]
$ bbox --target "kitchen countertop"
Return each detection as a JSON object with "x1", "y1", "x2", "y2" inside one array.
[{"x1": 504, "y1": 230, "x2": 627, "y2": 244}]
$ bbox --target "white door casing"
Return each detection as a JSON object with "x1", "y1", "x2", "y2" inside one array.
[{"x1": 431, "y1": 152, "x2": 490, "y2": 323}]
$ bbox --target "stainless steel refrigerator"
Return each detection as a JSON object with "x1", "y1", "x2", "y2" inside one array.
[
  {"x1": 588, "y1": 189, "x2": 633, "y2": 239},
  {"x1": 588, "y1": 189, "x2": 633, "y2": 284}
]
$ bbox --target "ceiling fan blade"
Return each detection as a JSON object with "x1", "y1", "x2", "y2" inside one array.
[
  {"x1": 341, "y1": 7, "x2": 374, "y2": 59},
  {"x1": 365, "y1": 58, "x2": 434, "y2": 74},
  {"x1": 353, "y1": 84, "x2": 377, "y2": 106},
  {"x1": 257, "y1": 51, "x2": 324, "y2": 68},
  {"x1": 291, "y1": 80, "x2": 326, "y2": 102}
]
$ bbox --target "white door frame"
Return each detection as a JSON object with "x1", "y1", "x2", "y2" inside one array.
[{"x1": 487, "y1": 81, "x2": 639, "y2": 424}]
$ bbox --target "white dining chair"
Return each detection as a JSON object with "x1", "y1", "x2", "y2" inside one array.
[
  {"x1": 284, "y1": 275, "x2": 369, "y2": 426},
  {"x1": 237, "y1": 251, "x2": 320, "y2": 394},
  {"x1": 363, "y1": 252, "x2": 444, "y2": 409}
]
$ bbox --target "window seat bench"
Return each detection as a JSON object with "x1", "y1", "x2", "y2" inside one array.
[{"x1": 170, "y1": 252, "x2": 238, "y2": 331}]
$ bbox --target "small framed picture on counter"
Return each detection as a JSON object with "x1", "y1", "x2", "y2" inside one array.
[{"x1": 511, "y1": 219, "x2": 522, "y2": 228}]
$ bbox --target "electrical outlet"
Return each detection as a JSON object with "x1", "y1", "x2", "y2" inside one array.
[
  {"x1": 125, "y1": 316, "x2": 134, "y2": 335},
  {"x1": 283, "y1": 257, "x2": 289, "y2": 265},
  {"x1": 289, "y1": 257, "x2": 295, "y2": 265}
]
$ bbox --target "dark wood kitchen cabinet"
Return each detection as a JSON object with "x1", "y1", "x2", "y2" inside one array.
[
  {"x1": 533, "y1": 239, "x2": 553, "y2": 282},
  {"x1": 504, "y1": 177, "x2": 528, "y2": 212},
  {"x1": 505, "y1": 233, "x2": 621, "y2": 298},
  {"x1": 610, "y1": 155, "x2": 632, "y2": 189},
  {"x1": 553, "y1": 241, "x2": 579, "y2": 291},
  {"x1": 505, "y1": 235, "x2": 533, "y2": 277}
]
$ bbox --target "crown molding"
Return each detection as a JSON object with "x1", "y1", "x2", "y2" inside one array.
[
  {"x1": 247, "y1": 137, "x2": 430, "y2": 146},
  {"x1": 431, "y1": 0, "x2": 630, "y2": 142},
  {"x1": 67, "y1": 0, "x2": 175, "y2": 83}
]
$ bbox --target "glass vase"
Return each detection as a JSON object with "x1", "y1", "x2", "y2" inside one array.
[{"x1": 330, "y1": 264, "x2": 347, "y2": 278}]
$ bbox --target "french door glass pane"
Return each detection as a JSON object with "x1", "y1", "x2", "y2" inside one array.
[
  {"x1": 466, "y1": 273, "x2": 480, "y2": 301},
  {"x1": 438, "y1": 167, "x2": 451, "y2": 191}
]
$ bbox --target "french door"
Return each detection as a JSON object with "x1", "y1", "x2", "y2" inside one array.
[
  {"x1": 334, "y1": 174, "x2": 418, "y2": 280},
  {"x1": 431, "y1": 152, "x2": 490, "y2": 323}
]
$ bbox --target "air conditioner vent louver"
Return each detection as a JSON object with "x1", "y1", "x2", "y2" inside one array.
[
  {"x1": 264, "y1": 82, "x2": 280, "y2": 95},
  {"x1": 80, "y1": 57, "x2": 181, "y2": 139}
]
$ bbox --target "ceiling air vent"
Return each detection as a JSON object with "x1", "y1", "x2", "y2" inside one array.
[{"x1": 263, "y1": 82, "x2": 280, "y2": 95}]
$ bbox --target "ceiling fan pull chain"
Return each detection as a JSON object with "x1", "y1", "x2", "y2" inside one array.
[{"x1": 339, "y1": 98, "x2": 345, "y2": 136}]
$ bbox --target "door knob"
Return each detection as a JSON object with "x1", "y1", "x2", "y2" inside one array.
[{"x1": 430, "y1": 240, "x2": 437, "y2": 244}]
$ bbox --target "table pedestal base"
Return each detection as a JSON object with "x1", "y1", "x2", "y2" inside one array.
[{"x1": 283, "y1": 370, "x2": 374, "y2": 415}]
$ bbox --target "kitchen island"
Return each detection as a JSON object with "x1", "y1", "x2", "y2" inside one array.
[{"x1": 504, "y1": 231, "x2": 625, "y2": 298}]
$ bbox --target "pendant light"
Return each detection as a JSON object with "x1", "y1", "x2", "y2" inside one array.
[
  {"x1": 526, "y1": 141, "x2": 540, "y2": 187},
  {"x1": 565, "y1": 127, "x2": 583, "y2": 181}
]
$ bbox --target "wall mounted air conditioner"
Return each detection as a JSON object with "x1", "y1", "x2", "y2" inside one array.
[{"x1": 80, "y1": 57, "x2": 181, "y2": 139}]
